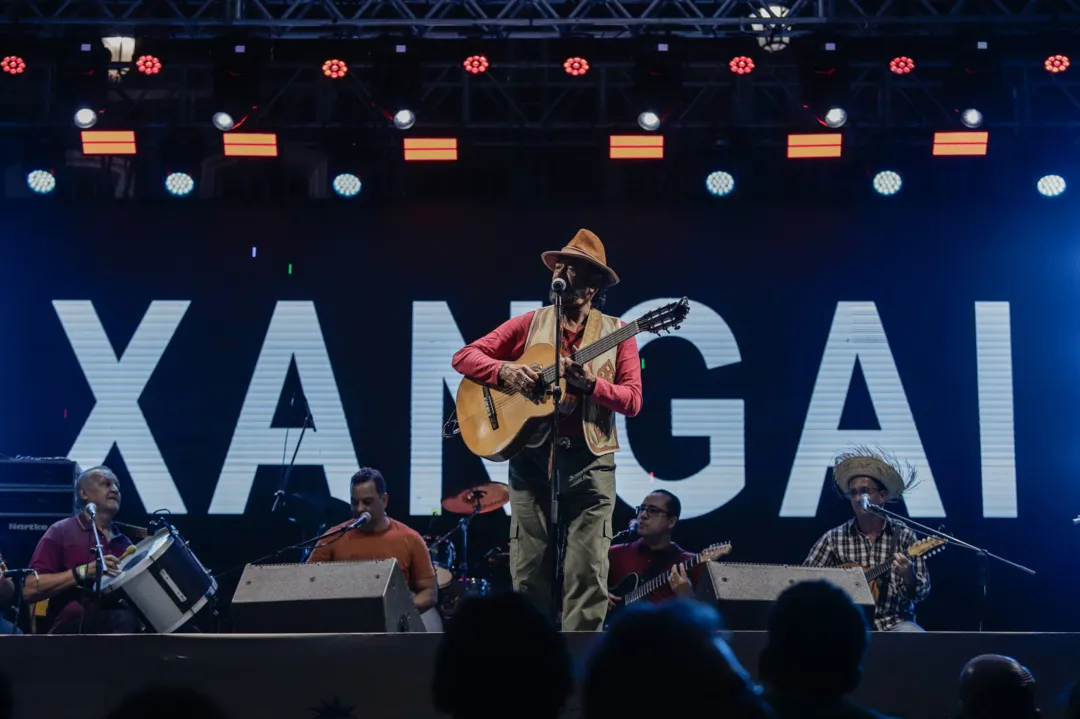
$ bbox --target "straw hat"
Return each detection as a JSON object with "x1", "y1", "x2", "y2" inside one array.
[
  {"x1": 540, "y1": 229, "x2": 620, "y2": 287},
  {"x1": 832, "y1": 446, "x2": 919, "y2": 499}
]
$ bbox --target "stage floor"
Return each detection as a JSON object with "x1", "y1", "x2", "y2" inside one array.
[{"x1": 1, "y1": 632, "x2": 1077, "y2": 719}]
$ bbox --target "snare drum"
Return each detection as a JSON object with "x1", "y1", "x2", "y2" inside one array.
[
  {"x1": 100, "y1": 528, "x2": 217, "y2": 634},
  {"x1": 426, "y1": 537, "x2": 456, "y2": 589}
]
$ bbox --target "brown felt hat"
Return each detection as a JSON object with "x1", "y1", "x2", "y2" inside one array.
[{"x1": 541, "y1": 229, "x2": 620, "y2": 287}]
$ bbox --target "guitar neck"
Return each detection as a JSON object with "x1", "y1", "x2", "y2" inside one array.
[
  {"x1": 541, "y1": 320, "x2": 640, "y2": 383},
  {"x1": 626, "y1": 552, "x2": 705, "y2": 605}
]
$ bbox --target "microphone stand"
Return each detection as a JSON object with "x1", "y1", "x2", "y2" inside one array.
[
  {"x1": 868, "y1": 503, "x2": 1035, "y2": 632},
  {"x1": 271, "y1": 397, "x2": 314, "y2": 515},
  {"x1": 549, "y1": 288, "x2": 565, "y2": 626},
  {"x1": 2, "y1": 568, "x2": 35, "y2": 634},
  {"x1": 222, "y1": 518, "x2": 368, "y2": 575},
  {"x1": 87, "y1": 509, "x2": 108, "y2": 596}
]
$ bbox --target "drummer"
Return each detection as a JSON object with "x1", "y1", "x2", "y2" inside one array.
[
  {"x1": 307, "y1": 468, "x2": 438, "y2": 613},
  {"x1": 24, "y1": 466, "x2": 141, "y2": 634}
]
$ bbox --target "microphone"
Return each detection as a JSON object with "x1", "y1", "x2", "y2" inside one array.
[
  {"x1": 611, "y1": 519, "x2": 639, "y2": 542},
  {"x1": 860, "y1": 494, "x2": 872, "y2": 511},
  {"x1": 85, "y1": 503, "x2": 97, "y2": 519},
  {"x1": 348, "y1": 512, "x2": 372, "y2": 530},
  {"x1": 551, "y1": 277, "x2": 567, "y2": 293}
]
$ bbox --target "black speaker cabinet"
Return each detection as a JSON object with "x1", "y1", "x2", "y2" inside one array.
[
  {"x1": 695, "y1": 562, "x2": 876, "y2": 630},
  {"x1": 230, "y1": 559, "x2": 426, "y2": 633}
]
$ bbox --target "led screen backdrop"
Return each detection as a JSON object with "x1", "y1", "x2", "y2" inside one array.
[{"x1": 0, "y1": 199, "x2": 1076, "y2": 631}]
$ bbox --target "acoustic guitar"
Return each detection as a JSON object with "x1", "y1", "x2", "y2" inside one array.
[
  {"x1": 608, "y1": 542, "x2": 732, "y2": 613},
  {"x1": 455, "y1": 297, "x2": 690, "y2": 461},
  {"x1": 840, "y1": 536, "x2": 946, "y2": 601}
]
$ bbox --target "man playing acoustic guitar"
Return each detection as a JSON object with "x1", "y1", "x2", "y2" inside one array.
[
  {"x1": 451, "y1": 229, "x2": 642, "y2": 631},
  {"x1": 607, "y1": 490, "x2": 700, "y2": 611},
  {"x1": 803, "y1": 448, "x2": 930, "y2": 632}
]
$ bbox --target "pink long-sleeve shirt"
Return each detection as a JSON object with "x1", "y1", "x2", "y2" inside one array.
[{"x1": 451, "y1": 310, "x2": 643, "y2": 438}]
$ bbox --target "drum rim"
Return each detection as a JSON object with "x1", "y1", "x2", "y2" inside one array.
[{"x1": 100, "y1": 529, "x2": 175, "y2": 593}]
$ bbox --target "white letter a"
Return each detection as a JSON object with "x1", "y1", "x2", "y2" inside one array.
[
  {"x1": 781, "y1": 302, "x2": 945, "y2": 517},
  {"x1": 209, "y1": 302, "x2": 359, "y2": 514}
]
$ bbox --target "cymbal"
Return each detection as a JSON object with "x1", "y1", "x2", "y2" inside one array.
[{"x1": 442, "y1": 483, "x2": 510, "y2": 515}]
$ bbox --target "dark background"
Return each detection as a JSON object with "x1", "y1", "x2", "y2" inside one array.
[{"x1": 0, "y1": 196, "x2": 1075, "y2": 632}]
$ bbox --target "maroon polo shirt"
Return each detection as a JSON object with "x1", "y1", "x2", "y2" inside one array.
[
  {"x1": 28, "y1": 513, "x2": 134, "y2": 630},
  {"x1": 608, "y1": 539, "x2": 702, "y2": 603}
]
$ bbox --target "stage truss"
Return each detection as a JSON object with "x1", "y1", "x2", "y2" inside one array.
[
  {"x1": 2, "y1": 58, "x2": 1080, "y2": 137},
  {"x1": 2, "y1": 0, "x2": 1080, "y2": 39}
]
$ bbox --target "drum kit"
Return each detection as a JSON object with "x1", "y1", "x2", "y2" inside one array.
[{"x1": 425, "y1": 482, "x2": 510, "y2": 620}]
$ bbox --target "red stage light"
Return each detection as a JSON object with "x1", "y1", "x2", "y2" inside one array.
[
  {"x1": 322, "y1": 59, "x2": 348, "y2": 79},
  {"x1": 1045, "y1": 55, "x2": 1070, "y2": 74},
  {"x1": 136, "y1": 55, "x2": 162, "y2": 76},
  {"x1": 463, "y1": 55, "x2": 489, "y2": 75},
  {"x1": 1, "y1": 56, "x2": 26, "y2": 75},
  {"x1": 889, "y1": 56, "x2": 915, "y2": 75},
  {"x1": 729, "y1": 56, "x2": 755, "y2": 75},
  {"x1": 564, "y1": 57, "x2": 589, "y2": 77}
]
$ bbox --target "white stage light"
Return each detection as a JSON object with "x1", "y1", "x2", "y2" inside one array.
[
  {"x1": 873, "y1": 170, "x2": 903, "y2": 196},
  {"x1": 333, "y1": 173, "x2": 362, "y2": 198},
  {"x1": 824, "y1": 108, "x2": 847, "y2": 128},
  {"x1": 212, "y1": 112, "x2": 235, "y2": 131},
  {"x1": 637, "y1": 111, "x2": 661, "y2": 131},
  {"x1": 1037, "y1": 175, "x2": 1066, "y2": 197},
  {"x1": 393, "y1": 109, "x2": 416, "y2": 130},
  {"x1": 26, "y1": 170, "x2": 56, "y2": 194},
  {"x1": 961, "y1": 108, "x2": 983, "y2": 128},
  {"x1": 165, "y1": 172, "x2": 195, "y2": 197},
  {"x1": 74, "y1": 108, "x2": 97, "y2": 129},
  {"x1": 705, "y1": 171, "x2": 735, "y2": 197}
]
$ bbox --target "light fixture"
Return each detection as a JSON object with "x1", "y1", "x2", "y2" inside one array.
[
  {"x1": 1036, "y1": 174, "x2": 1066, "y2": 197},
  {"x1": 823, "y1": 107, "x2": 847, "y2": 128},
  {"x1": 705, "y1": 171, "x2": 735, "y2": 197},
  {"x1": 637, "y1": 111, "x2": 661, "y2": 131},
  {"x1": 393, "y1": 109, "x2": 416, "y2": 130},
  {"x1": 73, "y1": 108, "x2": 97, "y2": 129},
  {"x1": 960, "y1": 108, "x2": 983, "y2": 128},
  {"x1": 873, "y1": 170, "x2": 903, "y2": 196},
  {"x1": 26, "y1": 170, "x2": 56, "y2": 194},
  {"x1": 164, "y1": 172, "x2": 195, "y2": 197},
  {"x1": 212, "y1": 112, "x2": 235, "y2": 131}
]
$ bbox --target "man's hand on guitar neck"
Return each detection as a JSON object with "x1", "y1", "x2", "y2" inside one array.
[
  {"x1": 559, "y1": 356, "x2": 596, "y2": 394},
  {"x1": 499, "y1": 362, "x2": 541, "y2": 392},
  {"x1": 668, "y1": 564, "x2": 693, "y2": 598},
  {"x1": 892, "y1": 552, "x2": 916, "y2": 594}
]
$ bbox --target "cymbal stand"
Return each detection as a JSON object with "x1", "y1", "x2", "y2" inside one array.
[{"x1": 428, "y1": 500, "x2": 482, "y2": 579}]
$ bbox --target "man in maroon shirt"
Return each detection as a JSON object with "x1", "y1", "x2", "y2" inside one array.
[
  {"x1": 24, "y1": 466, "x2": 140, "y2": 633},
  {"x1": 607, "y1": 490, "x2": 701, "y2": 610},
  {"x1": 451, "y1": 229, "x2": 642, "y2": 631}
]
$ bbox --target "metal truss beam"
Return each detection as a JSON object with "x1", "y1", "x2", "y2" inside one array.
[
  {"x1": 2, "y1": 0, "x2": 1080, "y2": 39},
  {"x1": 3, "y1": 58, "x2": 1080, "y2": 135}
]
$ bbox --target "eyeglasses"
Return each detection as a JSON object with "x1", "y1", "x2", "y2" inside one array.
[
  {"x1": 635, "y1": 505, "x2": 669, "y2": 517},
  {"x1": 844, "y1": 487, "x2": 884, "y2": 499}
]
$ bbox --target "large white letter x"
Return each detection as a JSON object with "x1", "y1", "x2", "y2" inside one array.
[{"x1": 55, "y1": 300, "x2": 189, "y2": 513}]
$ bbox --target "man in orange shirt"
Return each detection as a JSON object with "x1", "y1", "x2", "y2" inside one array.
[{"x1": 307, "y1": 468, "x2": 438, "y2": 613}]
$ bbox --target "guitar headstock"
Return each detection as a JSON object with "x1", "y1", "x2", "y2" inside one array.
[
  {"x1": 907, "y1": 537, "x2": 947, "y2": 559},
  {"x1": 637, "y1": 297, "x2": 690, "y2": 335},
  {"x1": 700, "y1": 542, "x2": 732, "y2": 563}
]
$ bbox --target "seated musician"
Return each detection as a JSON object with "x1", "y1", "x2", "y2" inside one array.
[
  {"x1": 607, "y1": 490, "x2": 701, "y2": 611},
  {"x1": 24, "y1": 466, "x2": 141, "y2": 634},
  {"x1": 0, "y1": 555, "x2": 18, "y2": 633},
  {"x1": 803, "y1": 448, "x2": 930, "y2": 632},
  {"x1": 307, "y1": 468, "x2": 437, "y2": 613}
]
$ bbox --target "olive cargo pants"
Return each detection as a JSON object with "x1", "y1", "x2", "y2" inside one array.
[{"x1": 508, "y1": 438, "x2": 616, "y2": 632}]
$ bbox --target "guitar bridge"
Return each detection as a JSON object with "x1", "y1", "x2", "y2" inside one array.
[{"x1": 482, "y1": 386, "x2": 499, "y2": 430}]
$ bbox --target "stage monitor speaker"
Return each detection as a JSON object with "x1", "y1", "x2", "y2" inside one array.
[
  {"x1": 695, "y1": 562, "x2": 876, "y2": 630},
  {"x1": 230, "y1": 559, "x2": 426, "y2": 633}
]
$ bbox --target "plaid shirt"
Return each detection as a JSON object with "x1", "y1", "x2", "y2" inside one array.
[{"x1": 803, "y1": 517, "x2": 930, "y2": 630}]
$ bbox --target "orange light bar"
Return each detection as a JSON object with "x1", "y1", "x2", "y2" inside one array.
[
  {"x1": 609, "y1": 135, "x2": 664, "y2": 160},
  {"x1": 787, "y1": 133, "x2": 843, "y2": 159},
  {"x1": 932, "y1": 131, "x2": 988, "y2": 156},
  {"x1": 81, "y1": 130, "x2": 136, "y2": 155},
  {"x1": 223, "y1": 133, "x2": 278, "y2": 157},
  {"x1": 404, "y1": 138, "x2": 458, "y2": 161}
]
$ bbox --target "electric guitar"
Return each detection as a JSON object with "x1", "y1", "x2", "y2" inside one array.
[
  {"x1": 840, "y1": 536, "x2": 946, "y2": 601},
  {"x1": 608, "y1": 542, "x2": 732, "y2": 612},
  {"x1": 455, "y1": 297, "x2": 690, "y2": 461}
]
